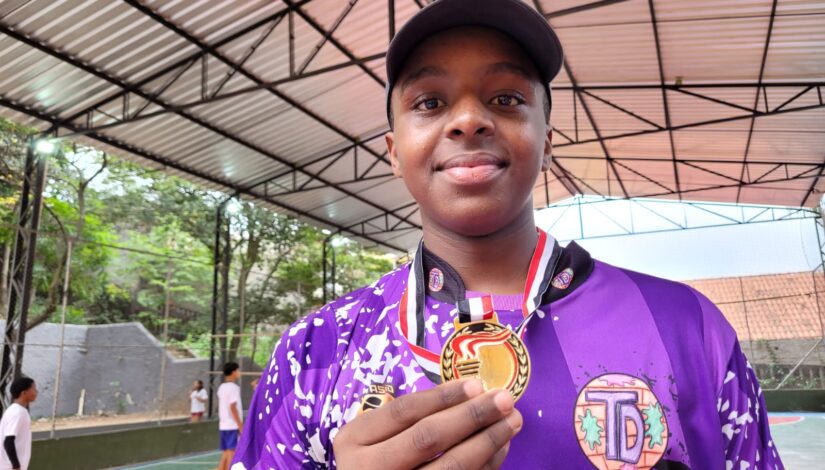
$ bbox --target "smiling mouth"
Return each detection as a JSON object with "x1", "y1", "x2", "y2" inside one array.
[
  {"x1": 436, "y1": 154, "x2": 508, "y2": 171},
  {"x1": 435, "y1": 154, "x2": 508, "y2": 185}
]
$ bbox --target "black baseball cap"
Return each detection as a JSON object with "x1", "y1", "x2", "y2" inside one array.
[{"x1": 385, "y1": 0, "x2": 564, "y2": 125}]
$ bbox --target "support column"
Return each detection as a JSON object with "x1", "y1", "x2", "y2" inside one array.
[
  {"x1": 209, "y1": 198, "x2": 231, "y2": 418},
  {"x1": 1, "y1": 139, "x2": 48, "y2": 411}
]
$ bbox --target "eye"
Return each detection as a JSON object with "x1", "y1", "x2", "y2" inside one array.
[
  {"x1": 491, "y1": 94, "x2": 524, "y2": 107},
  {"x1": 414, "y1": 97, "x2": 445, "y2": 111}
]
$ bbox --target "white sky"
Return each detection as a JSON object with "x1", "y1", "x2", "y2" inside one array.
[{"x1": 534, "y1": 197, "x2": 821, "y2": 281}]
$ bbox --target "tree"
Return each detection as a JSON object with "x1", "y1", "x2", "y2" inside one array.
[
  {"x1": 0, "y1": 118, "x2": 33, "y2": 317},
  {"x1": 29, "y1": 147, "x2": 111, "y2": 330}
]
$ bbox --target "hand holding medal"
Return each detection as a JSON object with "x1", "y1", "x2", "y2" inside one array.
[{"x1": 334, "y1": 379, "x2": 522, "y2": 470}]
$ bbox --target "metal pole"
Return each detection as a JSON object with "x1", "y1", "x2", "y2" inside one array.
[
  {"x1": 331, "y1": 240, "x2": 337, "y2": 299},
  {"x1": 157, "y1": 259, "x2": 173, "y2": 424},
  {"x1": 322, "y1": 237, "x2": 328, "y2": 304},
  {"x1": 237, "y1": 261, "x2": 245, "y2": 393},
  {"x1": 220, "y1": 207, "x2": 231, "y2": 367},
  {"x1": 49, "y1": 238, "x2": 72, "y2": 439},
  {"x1": 208, "y1": 202, "x2": 223, "y2": 418},
  {"x1": 1, "y1": 141, "x2": 47, "y2": 411}
]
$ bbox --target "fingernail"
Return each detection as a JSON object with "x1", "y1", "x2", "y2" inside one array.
[
  {"x1": 506, "y1": 411, "x2": 523, "y2": 432},
  {"x1": 463, "y1": 378, "x2": 484, "y2": 397},
  {"x1": 493, "y1": 389, "x2": 514, "y2": 413}
]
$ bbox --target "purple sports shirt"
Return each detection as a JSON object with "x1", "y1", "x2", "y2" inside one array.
[{"x1": 232, "y1": 242, "x2": 782, "y2": 469}]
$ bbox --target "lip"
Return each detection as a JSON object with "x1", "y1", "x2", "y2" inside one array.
[{"x1": 435, "y1": 153, "x2": 508, "y2": 186}]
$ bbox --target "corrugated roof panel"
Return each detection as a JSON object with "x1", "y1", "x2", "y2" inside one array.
[
  {"x1": 655, "y1": 0, "x2": 773, "y2": 21},
  {"x1": 764, "y1": 13, "x2": 825, "y2": 80},
  {"x1": 553, "y1": 21, "x2": 660, "y2": 84},
  {"x1": 604, "y1": 131, "x2": 674, "y2": 159},
  {"x1": 581, "y1": 93, "x2": 661, "y2": 136},
  {"x1": 278, "y1": 68, "x2": 386, "y2": 138},
  {"x1": 547, "y1": 0, "x2": 650, "y2": 28},
  {"x1": 672, "y1": 121, "x2": 751, "y2": 161},
  {"x1": 666, "y1": 89, "x2": 757, "y2": 127},
  {"x1": 1, "y1": 0, "x2": 823, "y2": 252},
  {"x1": 149, "y1": 0, "x2": 284, "y2": 44},
  {"x1": 659, "y1": 16, "x2": 771, "y2": 82}
]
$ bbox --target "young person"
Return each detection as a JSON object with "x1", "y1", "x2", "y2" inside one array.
[
  {"x1": 233, "y1": 1, "x2": 783, "y2": 468},
  {"x1": 190, "y1": 380, "x2": 208, "y2": 423},
  {"x1": 217, "y1": 363, "x2": 242, "y2": 470},
  {"x1": 0, "y1": 377, "x2": 37, "y2": 470}
]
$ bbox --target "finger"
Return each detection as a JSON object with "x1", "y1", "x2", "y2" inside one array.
[
  {"x1": 347, "y1": 379, "x2": 485, "y2": 445},
  {"x1": 482, "y1": 442, "x2": 511, "y2": 470},
  {"x1": 380, "y1": 389, "x2": 516, "y2": 469},
  {"x1": 422, "y1": 409, "x2": 522, "y2": 470}
]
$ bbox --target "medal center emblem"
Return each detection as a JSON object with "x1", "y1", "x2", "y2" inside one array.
[{"x1": 440, "y1": 318, "x2": 530, "y2": 401}]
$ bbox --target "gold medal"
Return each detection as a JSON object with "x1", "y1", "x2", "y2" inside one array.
[
  {"x1": 440, "y1": 315, "x2": 530, "y2": 401},
  {"x1": 358, "y1": 382, "x2": 396, "y2": 415}
]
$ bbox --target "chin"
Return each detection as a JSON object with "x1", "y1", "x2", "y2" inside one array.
[{"x1": 434, "y1": 204, "x2": 526, "y2": 238}]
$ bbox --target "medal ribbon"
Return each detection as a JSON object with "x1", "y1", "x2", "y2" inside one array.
[{"x1": 398, "y1": 229, "x2": 561, "y2": 382}]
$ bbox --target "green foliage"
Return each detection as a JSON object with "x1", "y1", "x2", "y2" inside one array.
[{"x1": 0, "y1": 116, "x2": 400, "y2": 357}]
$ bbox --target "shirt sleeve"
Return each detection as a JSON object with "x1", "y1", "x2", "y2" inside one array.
[
  {"x1": 3, "y1": 412, "x2": 20, "y2": 437},
  {"x1": 232, "y1": 307, "x2": 341, "y2": 470},
  {"x1": 717, "y1": 341, "x2": 784, "y2": 469}
]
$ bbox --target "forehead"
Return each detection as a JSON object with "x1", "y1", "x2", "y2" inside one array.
[{"x1": 397, "y1": 26, "x2": 540, "y2": 83}]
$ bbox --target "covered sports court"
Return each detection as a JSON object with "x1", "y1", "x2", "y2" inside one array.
[{"x1": 0, "y1": 0, "x2": 823, "y2": 468}]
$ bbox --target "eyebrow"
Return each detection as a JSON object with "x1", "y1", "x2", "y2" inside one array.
[
  {"x1": 398, "y1": 65, "x2": 448, "y2": 93},
  {"x1": 484, "y1": 61, "x2": 536, "y2": 82}
]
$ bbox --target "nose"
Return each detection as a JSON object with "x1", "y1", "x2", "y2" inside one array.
[{"x1": 446, "y1": 96, "x2": 494, "y2": 141}]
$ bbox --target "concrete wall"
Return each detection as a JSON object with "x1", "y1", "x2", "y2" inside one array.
[
  {"x1": 31, "y1": 420, "x2": 216, "y2": 470},
  {"x1": 1, "y1": 321, "x2": 262, "y2": 418}
]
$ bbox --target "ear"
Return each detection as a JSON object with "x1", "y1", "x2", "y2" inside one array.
[
  {"x1": 386, "y1": 131, "x2": 403, "y2": 178},
  {"x1": 541, "y1": 125, "x2": 553, "y2": 171}
]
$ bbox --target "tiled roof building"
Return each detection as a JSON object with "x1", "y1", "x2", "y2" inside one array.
[{"x1": 686, "y1": 271, "x2": 825, "y2": 341}]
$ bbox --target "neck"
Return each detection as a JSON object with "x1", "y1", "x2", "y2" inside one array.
[
  {"x1": 13, "y1": 398, "x2": 27, "y2": 407},
  {"x1": 422, "y1": 209, "x2": 538, "y2": 295}
]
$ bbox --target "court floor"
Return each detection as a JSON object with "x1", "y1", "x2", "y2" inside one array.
[{"x1": 120, "y1": 413, "x2": 825, "y2": 469}]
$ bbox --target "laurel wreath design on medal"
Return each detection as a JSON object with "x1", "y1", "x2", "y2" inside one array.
[{"x1": 440, "y1": 321, "x2": 530, "y2": 401}]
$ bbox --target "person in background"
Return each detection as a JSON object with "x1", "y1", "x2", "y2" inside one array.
[
  {"x1": 0, "y1": 377, "x2": 37, "y2": 470},
  {"x1": 216, "y1": 363, "x2": 242, "y2": 470},
  {"x1": 189, "y1": 380, "x2": 207, "y2": 423}
]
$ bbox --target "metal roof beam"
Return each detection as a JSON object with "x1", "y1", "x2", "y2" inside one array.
[
  {"x1": 57, "y1": 53, "x2": 386, "y2": 139},
  {"x1": 648, "y1": 0, "x2": 681, "y2": 199},
  {"x1": 801, "y1": 156, "x2": 825, "y2": 207},
  {"x1": 122, "y1": 0, "x2": 391, "y2": 172},
  {"x1": 544, "y1": 0, "x2": 631, "y2": 19},
  {"x1": 737, "y1": 0, "x2": 779, "y2": 203},
  {"x1": 1, "y1": 21, "x2": 417, "y2": 233},
  {"x1": 562, "y1": 61, "x2": 629, "y2": 198},
  {"x1": 553, "y1": 100, "x2": 825, "y2": 149},
  {"x1": 555, "y1": 155, "x2": 823, "y2": 171},
  {"x1": 282, "y1": 0, "x2": 386, "y2": 88},
  {"x1": 48, "y1": 0, "x2": 314, "y2": 132},
  {"x1": 535, "y1": 0, "x2": 628, "y2": 197},
  {"x1": 0, "y1": 95, "x2": 407, "y2": 252}
]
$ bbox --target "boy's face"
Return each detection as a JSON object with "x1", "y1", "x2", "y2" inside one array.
[
  {"x1": 23, "y1": 383, "x2": 37, "y2": 403},
  {"x1": 386, "y1": 27, "x2": 551, "y2": 237}
]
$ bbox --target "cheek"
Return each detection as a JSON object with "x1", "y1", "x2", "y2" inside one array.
[{"x1": 397, "y1": 126, "x2": 439, "y2": 171}]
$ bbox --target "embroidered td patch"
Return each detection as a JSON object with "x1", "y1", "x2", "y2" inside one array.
[
  {"x1": 574, "y1": 373, "x2": 668, "y2": 469},
  {"x1": 551, "y1": 267, "x2": 574, "y2": 290}
]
